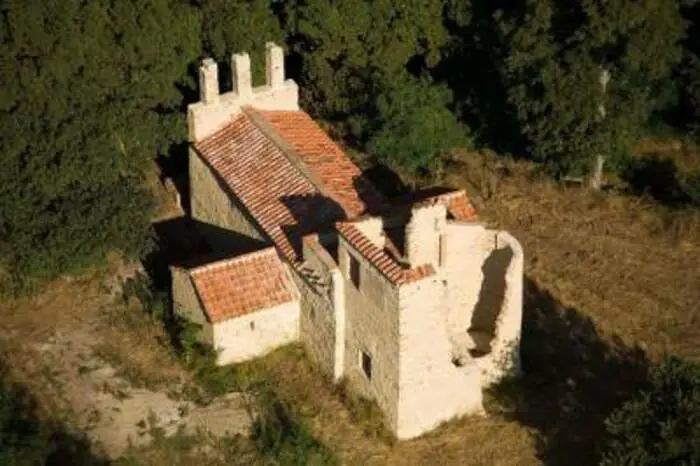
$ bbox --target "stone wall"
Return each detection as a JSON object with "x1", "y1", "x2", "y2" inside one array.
[
  {"x1": 441, "y1": 222, "x2": 494, "y2": 341},
  {"x1": 480, "y1": 231, "x2": 523, "y2": 384},
  {"x1": 170, "y1": 266, "x2": 213, "y2": 344},
  {"x1": 189, "y1": 148, "x2": 267, "y2": 251},
  {"x1": 293, "y1": 236, "x2": 341, "y2": 378},
  {"x1": 213, "y1": 300, "x2": 300, "y2": 365},
  {"x1": 405, "y1": 203, "x2": 446, "y2": 266},
  {"x1": 339, "y1": 237, "x2": 401, "y2": 433},
  {"x1": 395, "y1": 276, "x2": 483, "y2": 440}
]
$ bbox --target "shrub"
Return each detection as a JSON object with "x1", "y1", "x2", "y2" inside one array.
[
  {"x1": 367, "y1": 72, "x2": 470, "y2": 175},
  {"x1": 601, "y1": 357, "x2": 700, "y2": 465},
  {"x1": 252, "y1": 383, "x2": 338, "y2": 466}
]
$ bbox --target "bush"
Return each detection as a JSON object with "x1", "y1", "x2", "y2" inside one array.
[
  {"x1": 252, "y1": 383, "x2": 338, "y2": 466},
  {"x1": 601, "y1": 357, "x2": 700, "y2": 465},
  {"x1": 367, "y1": 72, "x2": 471, "y2": 175}
]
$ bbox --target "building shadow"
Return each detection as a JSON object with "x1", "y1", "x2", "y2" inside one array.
[
  {"x1": 144, "y1": 216, "x2": 269, "y2": 291},
  {"x1": 487, "y1": 277, "x2": 649, "y2": 466},
  {"x1": 360, "y1": 164, "x2": 410, "y2": 199}
]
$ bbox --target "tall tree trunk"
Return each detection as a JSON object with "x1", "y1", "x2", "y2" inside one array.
[
  {"x1": 590, "y1": 67, "x2": 611, "y2": 190},
  {"x1": 589, "y1": 155, "x2": 605, "y2": 190}
]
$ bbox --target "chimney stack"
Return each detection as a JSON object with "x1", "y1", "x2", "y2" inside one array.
[
  {"x1": 232, "y1": 52, "x2": 252, "y2": 98},
  {"x1": 199, "y1": 58, "x2": 219, "y2": 104},
  {"x1": 266, "y1": 42, "x2": 285, "y2": 88}
]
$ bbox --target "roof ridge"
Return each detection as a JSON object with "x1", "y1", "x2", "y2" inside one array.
[
  {"x1": 242, "y1": 107, "x2": 347, "y2": 213},
  {"x1": 189, "y1": 246, "x2": 278, "y2": 276}
]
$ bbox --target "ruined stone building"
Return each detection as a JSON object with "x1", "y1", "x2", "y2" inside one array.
[{"x1": 170, "y1": 43, "x2": 524, "y2": 440}]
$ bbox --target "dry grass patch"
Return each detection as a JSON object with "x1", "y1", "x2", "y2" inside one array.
[
  {"x1": 93, "y1": 301, "x2": 193, "y2": 393},
  {"x1": 444, "y1": 150, "x2": 700, "y2": 361},
  {"x1": 258, "y1": 346, "x2": 537, "y2": 466}
]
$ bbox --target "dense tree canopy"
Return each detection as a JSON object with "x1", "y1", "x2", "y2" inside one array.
[
  {"x1": 0, "y1": 0, "x2": 200, "y2": 289},
  {"x1": 494, "y1": 0, "x2": 685, "y2": 174},
  {"x1": 368, "y1": 72, "x2": 469, "y2": 173},
  {"x1": 1, "y1": 0, "x2": 698, "y2": 290},
  {"x1": 284, "y1": 0, "x2": 449, "y2": 139}
]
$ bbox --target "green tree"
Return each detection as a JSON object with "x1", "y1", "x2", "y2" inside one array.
[
  {"x1": 0, "y1": 0, "x2": 200, "y2": 290},
  {"x1": 368, "y1": 72, "x2": 470, "y2": 174},
  {"x1": 602, "y1": 357, "x2": 700, "y2": 465},
  {"x1": 198, "y1": 0, "x2": 284, "y2": 83},
  {"x1": 493, "y1": 0, "x2": 685, "y2": 178},
  {"x1": 284, "y1": 0, "x2": 449, "y2": 140}
]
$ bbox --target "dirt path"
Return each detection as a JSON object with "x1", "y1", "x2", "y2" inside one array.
[{"x1": 0, "y1": 267, "x2": 251, "y2": 459}]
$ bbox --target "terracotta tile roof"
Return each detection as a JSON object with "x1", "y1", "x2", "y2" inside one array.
[
  {"x1": 190, "y1": 247, "x2": 296, "y2": 323},
  {"x1": 336, "y1": 222, "x2": 434, "y2": 285},
  {"x1": 194, "y1": 113, "x2": 334, "y2": 261},
  {"x1": 251, "y1": 109, "x2": 387, "y2": 216},
  {"x1": 193, "y1": 109, "x2": 386, "y2": 262},
  {"x1": 436, "y1": 190, "x2": 478, "y2": 221},
  {"x1": 393, "y1": 188, "x2": 478, "y2": 222}
]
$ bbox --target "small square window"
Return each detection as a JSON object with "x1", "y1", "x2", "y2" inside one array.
[
  {"x1": 360, "y1": 350, "x2": 372, "y2": 380},
  {"x1": 349, "y1": 254, "x2": 361, "y2": 289}
]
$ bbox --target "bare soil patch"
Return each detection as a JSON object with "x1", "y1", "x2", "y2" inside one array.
[{"x1": 0, "y1": 260, "x2": 251, "y2": 460}]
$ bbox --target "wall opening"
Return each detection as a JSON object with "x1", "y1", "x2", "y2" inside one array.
[
  {"x1": 350, "y1": 254, "x2": 361, "y2": 289},
  {"x1": 468, "y1": 247, "x2": 514, "y2": 357},
  {"x1": 250, "y1": 321, "x2": 255, "y2": 330},
  {"x1": 360, "y1": 350, "x2": 372, "y2": 380}
]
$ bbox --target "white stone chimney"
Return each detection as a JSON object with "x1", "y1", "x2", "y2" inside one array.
[
  {"x1": 405, "y1": 203, "x2": 446, "y2": 267},
  {"x1": 187, "y1": 42, "x2": 299, "y2": 142},
  {"x1": 232, "y1": 53, "x2": 252, "y2": 99},
  {"x1": 266, "y1": 42, "x2": 285, "y2": 88},
  {"x1": 199, "y1": 58, "x2": 219, "y2": 104}
]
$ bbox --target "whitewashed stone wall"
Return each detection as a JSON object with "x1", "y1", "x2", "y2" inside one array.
[
  {"x1": 170, "y1": 266, "x2": 213, "y2": 344},
  {"x1": 478, "y1": 231, "x2": 524, "y2": 384},
  {"x1": 441, "y1": 222, "x2": 493, "y2": 340},
  {"x1": 189, "y1": 148, "x2": 266, "y2": 249},
  {"x1": 213, "y1": 300, "x2": 300, "y2": 365},
  {"x1": 396, "y1": 276, "x2": 484, "y2": 440},
  {"x1": 339, "y1": 238, "x2": 401, "y2": 433},
  {"x1": 353, "y1": 217, "x2": 385, "y2": 248},
  {"x1": 405, "y1": 203, "x2": 446, "y2": 266}
]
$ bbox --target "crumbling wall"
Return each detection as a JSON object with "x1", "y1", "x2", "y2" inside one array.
[
  {"x1": 479, "y1": 231, "x2": 523, "y2": 384},
  {"x1": 405, "y1": 203, "x2": 446, "y2": 266},
  {"x1": 441, "y1": 222, "x2": 493, "y2": 346},
  {"x1": 170, "y1": 266, "x2": 213, "y2": 344},
  {"x1": 339, "y1": 237, "x2": 401, "y2": 433},
  {"x1": 213, "y1": 301, "x2": 300, "y2": 365},
  {"x1": 395, "y1": 276, "x2": 484, "y2": 440},
  {"x1": 294, "y1": 236, "x2": 344, "y2": 379},
  {"x1": 189, "y1": 148, "x2": 266, "y2": 251}
]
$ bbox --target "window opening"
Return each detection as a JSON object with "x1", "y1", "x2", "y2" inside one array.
[
  {"x1": 360, "y1": 350, "x2": 372, "y2": 380},
  {"x1": 350, "y1": 254, "x2": 361, "y2": 289}
]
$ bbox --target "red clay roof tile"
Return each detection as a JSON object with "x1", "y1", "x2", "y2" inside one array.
[{"x1": 190, "y1": 247, "x2": 296, "y2": 323}]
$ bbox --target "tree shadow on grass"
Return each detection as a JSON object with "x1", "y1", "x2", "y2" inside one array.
[
  {"x1": 487, "y1": 278, "x2": 649, "y2": 466},
  {"x1": 0, "y1": 364, "x2": 108, "y2": 465},
  {"x1": 621, "y1": 154, "x2": 700, "y2": 207}
]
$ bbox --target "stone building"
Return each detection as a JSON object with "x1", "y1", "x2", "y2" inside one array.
[{"x1": 170, "y1": 42, "x2": 524, "y2": 440}]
